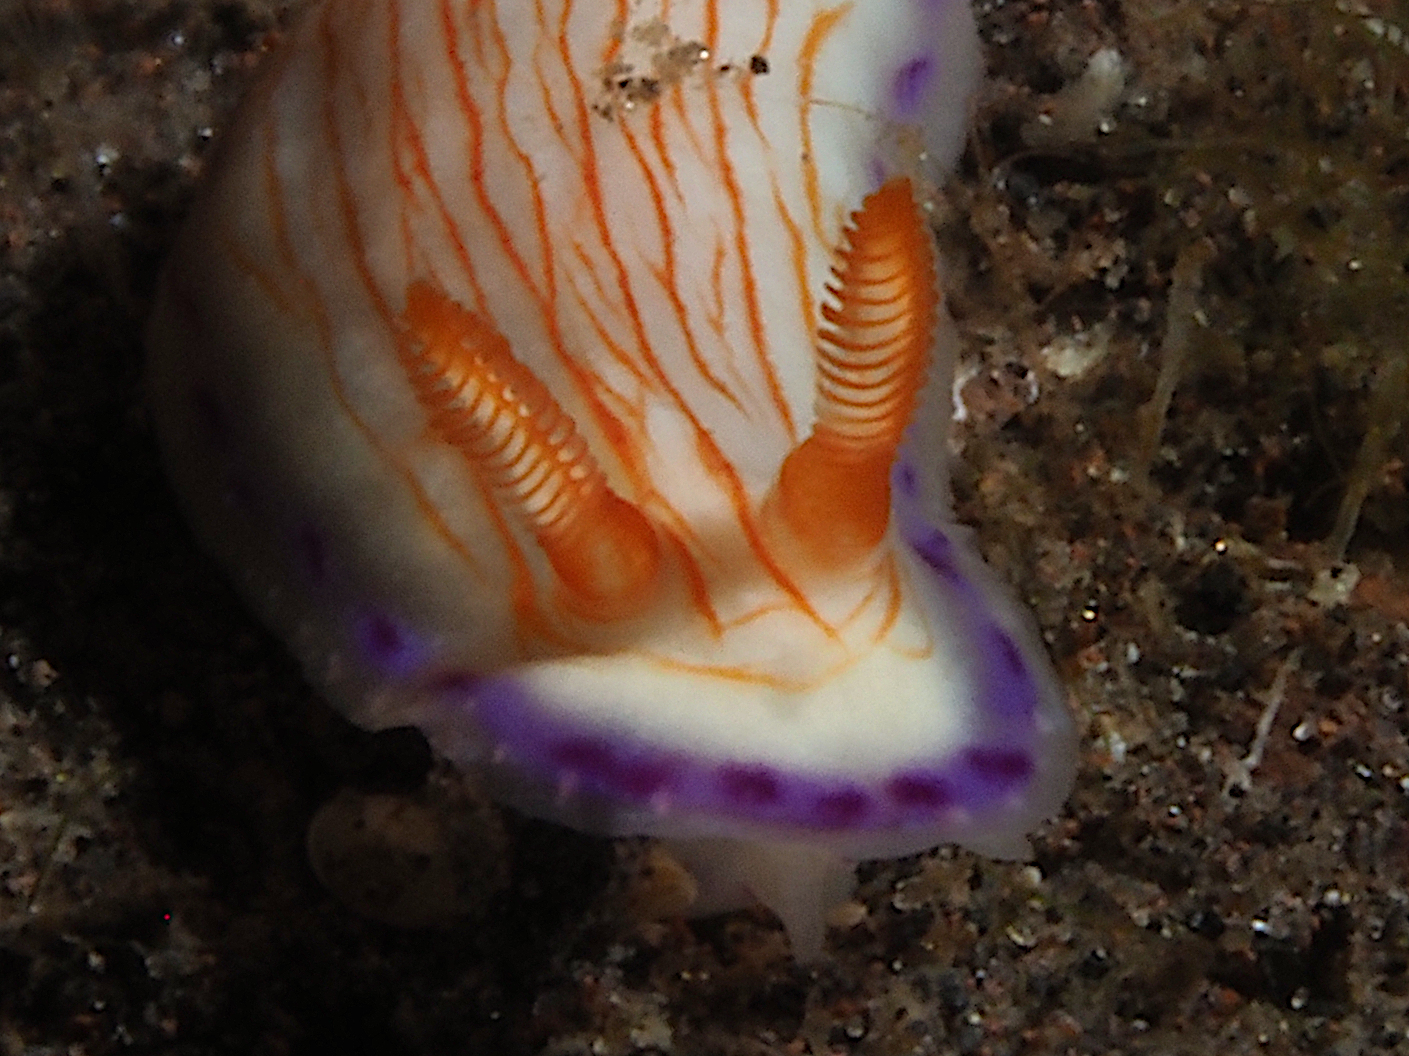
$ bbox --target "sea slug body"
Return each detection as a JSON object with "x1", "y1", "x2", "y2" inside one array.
[{"x1": 147, "y1": 0, "x2": 1078, "y2": 957}]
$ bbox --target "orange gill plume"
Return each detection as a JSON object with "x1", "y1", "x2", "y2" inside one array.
[
  {"x1": 398, "y1": 281, "x2": 662, "y2": 619},
  {"x1": 770, "y1": 177, "x2": 939, "y2": 568}
]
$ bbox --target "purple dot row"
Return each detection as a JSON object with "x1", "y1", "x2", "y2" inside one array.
[{"x1": 434, "y1": 656, "x2": 1036, "y2": 833}]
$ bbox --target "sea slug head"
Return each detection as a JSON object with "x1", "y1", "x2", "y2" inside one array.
[
  {"x1": 145, "y1": 0, "x2": 1073, "y2": 959},
  {"x1": 386, "y1": 177, "x2": 1075, "y2": 958}
]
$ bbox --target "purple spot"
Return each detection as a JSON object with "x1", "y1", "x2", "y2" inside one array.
[
  {"x1": 891, "y1": 56, "x2": 935, "y2": 117},
  {"x1": 964, "y1": 747, "x2": 1034, "y2": 789},
  {"x1": 813, "y1": 787, "x2": 870, "y2": 827},
  {"x1": 552, "y1": 736, "x2": 614, "y2": 776},
  {"x1": 887, "y1": 772, "x2": 955, "y2": 811},
  {"x1": 441, "y1": 670, "x2": 1052, "y2": 831},
  {"x1": 994, "y1": 630, "x2": 1025, "y2": 675},
  {"x1": 552, "y1": 738, "x2": 672, "y2": 799},
  {"x1": 909, "y1": 528, "x2": 959, "y2": 580},
  {"x1": 719, "y1": 764, "x2": 782, "y2": 806},
  {"x1": 354, "y1": 611, "x2": 428, "y2": 676},
  {"x1": 893, "y1": 459, "x2": 919, "y2": 499},
  {"x1": 981, "y1": 625, "x2": 1037, "y2": 721},
  {"x1": 610, "y1": 760, "x2": 673, "y2": 798}
]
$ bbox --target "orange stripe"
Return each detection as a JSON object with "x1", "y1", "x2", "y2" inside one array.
[
  {"x1": 693, "y1": 426, "x2": 837, "y2": 636},
  {"x1": 564, "y1": 243, "x2": 654, "y2": 388},
  {"x1": 321, "y1": 6, "x2": 391, "y2": 323},
  {"x1": 735, "y1": 0, "x2": 778, "y2": 159},
  {"x1": 641, "y1": 646, "x2": 864, "y2": 691},
  {"x1": 760, "y1": 0, "x2": 779, "y2": 57},
  {"x1": 839, "y1": 574, "x2": 882, "y2": 632},
  {"x1": 489, "y1": 2, "x2": 557, "y2": 301},
  {"x1": 251, "y1": 23, "x2": 490, "y2": 592},
  {"x1": 704, "y1": 75, "x2": 796, "y2": 439},
  {"x1": 718, "y1": 597, "x2": 797, "y2": 630},
  {"x1": 580, "y1": 379, "x2": 656, "y2": 501},
  {"x1": 555, "y1": 265, "x2": 662, "y2": 497},
  {"x1": 706, "y1": 238, "x2": 727, "y2": 341},
  {"x1": 662, "y1": 528, "x2": 722, "y2": 636},
  {"x1": 553, "y1": 8, "x2": 719, "y2": 427},
  {"x1": 227, "y1": 149, "x2": 303, "y2": 321},
  {"x1": 647, "y1": 103, "x2": 682, "y2": 203},
  {"x1": 262, "y1": 128, "x2": 319, "y2": 324},
  {"x1": 642, "y1": 112, "x2": 746, "y2": 397},
  {"x1": 306, "y1": 4, "x2": 490, "y2": 580},
  {"x1": 472, "y1": 469, "x2": 555, "y2": 654},
  {"x1": 446, "y1": 0, "x2": 645, "y2": 514},
  {"x1": 620, "y1": 124, "x2": 744, "y2": 410},
  {"x1": 221, "y1": 238, "x2": 299, "y2": 323},
  {"x1": 798, "y1": 5, "x2": 852, "y2": 242},
  {"x1": 388, "y1": 20, "x2": 489, "y2": 312},
  {"x1": 533, "y1": 14, "x2": 578, "y2": 173},
  {"x1": 875, "y1": 552, "x2": 905, "y2": 643},
  {"x1": 558, "y1": 24, "x2": 659, "y2": 390},
  {"x1": 467, "y1": 0, "x2": 490, "y2": 67},
  {"x1": 773, "y1": 185, "x2": 816, "y2": 363},
  {"x1": 385, "y1": 1, "x2": 418, "y2": 276},
  {"x1": 668, "y1": 74, "x2": 709, "y2": 171},
  {"x1": 552, "y1": 13, "x2": 831, "y2": 630},
  {"x1": 599, "y1": 0, "x2": 623, "y2": 67}
]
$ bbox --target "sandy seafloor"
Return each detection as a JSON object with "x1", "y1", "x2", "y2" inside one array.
[{"x1": 2, "y1": 0, "x2": 1408, "y2": 1052}]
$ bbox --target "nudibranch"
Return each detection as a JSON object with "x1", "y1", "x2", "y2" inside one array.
[{"x1": 147, "y1": 0, "x2": 1077, "y2": 956}]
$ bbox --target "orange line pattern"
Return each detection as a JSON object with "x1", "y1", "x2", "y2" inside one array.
[{"x1": 198, "y1": 0, "x2": 946, "y2": 684}]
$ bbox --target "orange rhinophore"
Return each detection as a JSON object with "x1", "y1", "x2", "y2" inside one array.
[
  {"x1": 770, "y1": 178, "x2": 939, "y2": 568},
  {"x1": 398, "y1": 281, "x2": 661, "y2": 618}
]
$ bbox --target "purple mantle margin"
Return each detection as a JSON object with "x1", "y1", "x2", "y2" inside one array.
[{"x1": 428, "y1": 522, "x2": 1046, "y2": 834}]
